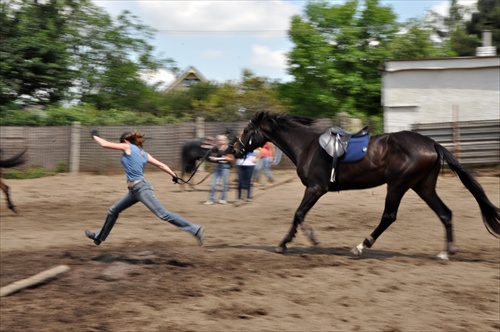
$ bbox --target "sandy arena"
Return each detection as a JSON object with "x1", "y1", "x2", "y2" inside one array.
[{"x1": 0, "y1": 170, "x2": 499, "y2": 332}]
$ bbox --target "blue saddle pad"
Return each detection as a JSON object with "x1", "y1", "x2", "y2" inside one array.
[{"x1": 342, "y1": 135, "x2": 370, "y2": 163}]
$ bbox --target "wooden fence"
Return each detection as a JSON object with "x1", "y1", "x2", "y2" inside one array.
[
  {"x1": 0, "y1": 118, "x2": 333, "y2": 173},
  {"x1": 412, "y1": 120, "x2": 500, "y2": 166},
  {"x1": 1, "y1": 119, "x2": 245, "y2": 173},
  {"x1": 1, "y1": 118, "x2": 498, "y2": 174}
]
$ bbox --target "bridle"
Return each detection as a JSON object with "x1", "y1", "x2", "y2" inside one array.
[{"x1": 236, "y1": 120, "x2": 258, "y2": 155}]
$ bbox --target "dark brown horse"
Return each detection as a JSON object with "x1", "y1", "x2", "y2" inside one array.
[
  {"x1": 0, "y1": 149, "x2": 26, "y2": 213},
  {"x1": 233, "y1": 112, "x2": 500, "y2": 259}
]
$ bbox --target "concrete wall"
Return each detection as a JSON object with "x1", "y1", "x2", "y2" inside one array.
[{"x1": 382, "y1": 56, "x2": 500, "y2": 133}]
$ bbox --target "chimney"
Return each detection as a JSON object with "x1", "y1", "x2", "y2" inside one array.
[
  {"x1": 476, "y1": 30, "x2": 496, "y2": 56},
  {"x1": 482, "y1": 30, "x2": 492, "y2": 47}
]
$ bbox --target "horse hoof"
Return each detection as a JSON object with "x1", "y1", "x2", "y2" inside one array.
[
  {"x1": 436, "y1": 251, "x2": 449, "y2": 260},
  {"x1": 351, "y1": 244, "x2": 363, "y2": 256}
]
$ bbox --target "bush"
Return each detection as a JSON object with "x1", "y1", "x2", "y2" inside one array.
[
  {"x1": 3, "y1": 168, "x2": 54, "y2": 179},
  {"x1": 0, "y1": 104, "x2": 189, "y2": 126},
  {"x1": 55, "y1": 160, "x2": 67, "y2": 173}
]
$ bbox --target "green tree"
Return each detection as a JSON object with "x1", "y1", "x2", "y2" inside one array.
[
  {"x1": 0, "y1": 0, "x2": 174, "y2": 110},
  {"x1": 428, "y1": 0, "x2": 481, "y2": 56},
  {"x1": 466, "y1": 0, "x2": 500, "y2": 54},
  {"x1": 0, "y1": 0, "x2": 73, "y2": 105},
  {"x1": 388, "y1": 19, "x2": 455, "y2": 59},
  {"x1": 160, "y1": 81, "x2": 220, "y2": 120},
  {"x1": 194, "y1": 69, "x2": 285, "y2": 121},
  {"x1": 283, "y1": 0, "x2": 398, "y2": 118}
]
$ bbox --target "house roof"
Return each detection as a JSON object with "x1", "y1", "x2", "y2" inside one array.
[
  {"x1": 165, "y1": 66, "x2": 207, "y2": 91},
  {"x1": 383, "y1": 56, "x2": 500, "y2": 73}
]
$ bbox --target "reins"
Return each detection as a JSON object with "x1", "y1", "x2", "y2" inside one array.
[{"x1": 176, "y1": 148, "x2": 212, "y2": 186}]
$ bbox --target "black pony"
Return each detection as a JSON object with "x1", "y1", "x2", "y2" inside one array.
[
  {"x1": 180, "y1": 130, "x2": 237, "y2": 186},
  {"x1": 234, "y1": 111, "x2": 500, "y2": 259},
  {"x1": 0, "y1": 149, "x2": 27, "y2": 213}
]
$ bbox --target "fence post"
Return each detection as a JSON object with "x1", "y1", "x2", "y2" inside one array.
[
  {"x1": 195, "y1": 117, "x2": 205, "y2": 138},
  {"x1": 70, "y1": 121, "x2": 81, "y2": 174},
  {"x1": 452, "y1": 105, "x2": 460, "y2": 161}
]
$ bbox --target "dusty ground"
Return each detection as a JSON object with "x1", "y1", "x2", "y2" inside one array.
[{"x1": 0, "y1": 169, "x2": 499, "y2": 332}]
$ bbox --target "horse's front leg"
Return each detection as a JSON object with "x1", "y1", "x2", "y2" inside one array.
[{"x1": 277, "y1": 185, "x2": 326, "y2": 253}]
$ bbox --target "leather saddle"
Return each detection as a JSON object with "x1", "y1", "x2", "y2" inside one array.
[{"x1": 319, "y1": 125, "x2": 370, "y2": 182}]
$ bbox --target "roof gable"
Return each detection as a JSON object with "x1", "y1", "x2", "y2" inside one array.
[{"x1": 166, "y1": 66, "x2": 207, "y2": 91}]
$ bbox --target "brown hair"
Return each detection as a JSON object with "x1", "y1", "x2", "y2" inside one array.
[{"x1": 120, "y1": 131, "x2": 145, "y2": 148}]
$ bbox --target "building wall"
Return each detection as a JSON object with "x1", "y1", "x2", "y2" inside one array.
[{"x1": 383, "y1": 56, "x2": 500, "y2": 133}]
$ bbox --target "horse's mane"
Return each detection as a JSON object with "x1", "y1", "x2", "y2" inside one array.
[{"x1": 255, "y1": 112, "x2": 317, "y2": 131}]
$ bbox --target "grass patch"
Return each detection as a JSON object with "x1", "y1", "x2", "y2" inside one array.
[{"x1": 3, "y1": 168, "x2": 55, "y2": 179}]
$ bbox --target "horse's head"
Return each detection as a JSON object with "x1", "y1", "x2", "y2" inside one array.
[{"x1": 233, "y1": 111, "x2": 269, "y2": 158}]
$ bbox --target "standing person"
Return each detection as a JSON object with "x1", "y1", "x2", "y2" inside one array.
[
  {"x1": 235, "y1": 151, "x2": 257, "y2": 206},
  {"x1": 204, "y1": 134, "x2": 234, "y2": 205},
  {"x1": 85, "y1": 130, "x2": 204, "y2": 246},
  {"x1": 253, "y1": 141, "x2": 275, "y2": 185}
]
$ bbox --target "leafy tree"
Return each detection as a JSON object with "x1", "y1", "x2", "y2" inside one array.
[
  {"x1": 283, "y1": 0, "x2": 399, "y2": 118},
  {"x1": 427, "y1": 0, "x2": 500, "y2": 56},
  {"x1": 160, "y1": 81, "x2": 220, "y2": 119},
  {"x1": 428, "y1": 0, "x2": 481, "y2": 56},
  {"x1": 0, "y1": 104, "x2": 186, "y2": 126},
  {"x1": 0, "y1": 0, "x2": 73, "y2": 105},
  {"x1": 466, "y1": 0, "x2": 500, "y2": 54},
  {"x1": 0, "y1": 0, "x2": 174, "y2": 110},
  {"x1": 193, "y1": 69, "x2": 285, "y2": 121},
  {"x1": 388, "y1": 19, "x2": 455, "y2": 59}
]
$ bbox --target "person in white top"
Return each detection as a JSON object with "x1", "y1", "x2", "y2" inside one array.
[{"x1": 235, "y1": 151, "x2": 258, "y2": 205}]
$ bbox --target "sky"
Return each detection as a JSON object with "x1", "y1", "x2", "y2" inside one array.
[{"x1": 91, "y1": 0, "x2": 478, "y2": 87}]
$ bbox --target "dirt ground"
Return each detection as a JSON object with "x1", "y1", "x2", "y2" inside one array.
[{"x1": 0, "y1": 169, "x2": 499, "y2": 332}]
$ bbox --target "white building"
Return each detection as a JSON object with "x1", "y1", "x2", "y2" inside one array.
[{"x1": 382, "y1": 55, "x2": 500, "y2": 133}]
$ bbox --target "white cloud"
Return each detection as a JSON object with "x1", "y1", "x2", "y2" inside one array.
[
  {"x1": 430, "y1": 0, "x2": 477, "y2": 17},
  {"x1": 139, "y1": 69, "x2": 175, "y2": 90},
  {"x1": 136, "y1": 1, "x2": 300, "y2": 32},
  {"x1": 251, "y1": 45, "x2": 287, "y2": 69},
  {"x1": 430, "y1": 2, "x2": 450, "y2": 17}
]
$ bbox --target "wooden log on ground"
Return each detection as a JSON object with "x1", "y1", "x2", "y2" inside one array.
[{"x1": 1, "y1": 265, "x2": 70, "y2": 297}]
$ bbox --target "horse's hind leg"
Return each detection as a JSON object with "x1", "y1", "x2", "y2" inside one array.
[
  {"x1": 353, "y1": 186, "x2": 407, "y2": 256},
  {"x1": 412, "y1": 182, "x2": 454, "y2": 260},
  {"x1": 0, "y1": 181, "x2": 17, "y2": 213}
]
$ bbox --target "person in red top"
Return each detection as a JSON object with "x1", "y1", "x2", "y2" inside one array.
[{"x1": 253, "y1": 142, "x2": 275, "y2": 184}]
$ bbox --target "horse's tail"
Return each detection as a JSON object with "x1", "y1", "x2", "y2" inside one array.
[
  {"x1": 0, "y1": 149, "x2": 27, "y2": 169},
  {"x1": 435, "y1": 143, "x2": 500, "y2": 237}
]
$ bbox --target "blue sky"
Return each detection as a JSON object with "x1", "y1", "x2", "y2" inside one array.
[{"x1": 92, "y1": 0, "x2": 478, "y2": 86}]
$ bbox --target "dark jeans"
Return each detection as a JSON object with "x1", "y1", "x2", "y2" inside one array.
[{"x1": 237, "y1": 165, "x2": 255, "y2": 200}]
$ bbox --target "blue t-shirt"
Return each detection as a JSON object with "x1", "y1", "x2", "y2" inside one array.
[{"x1": 121, "y1": 144, "x2": 148, "y2": 182}]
